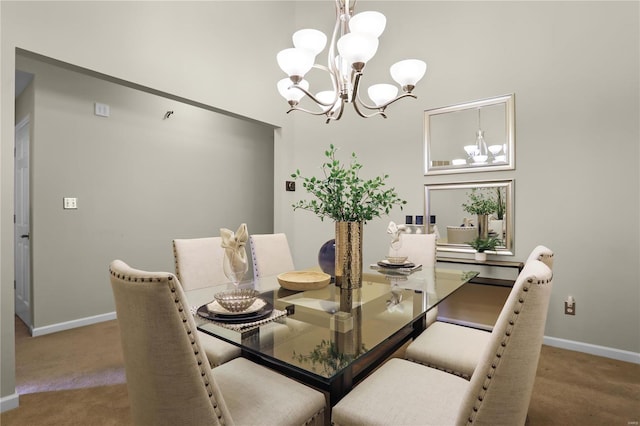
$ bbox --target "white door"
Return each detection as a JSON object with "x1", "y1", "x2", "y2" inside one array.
[{"x1": 15, "y1": 116, "x2": 31, "y2": 328}]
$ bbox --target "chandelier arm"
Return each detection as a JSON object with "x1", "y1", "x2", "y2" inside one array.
[
  {"x1": 320, "y1": 99, "x2": 346, "y2": 124},
  {"x1": 378, "y1": 93, "x2": 418, "y2": 108},
  {"x1": 352, "y1": 98, "x2": 387, "y2": 119},
  {"x1": 312, "y1": 64, "x2": 332, "y2": 73},
  {"x1": 289, "y1": 84, "x2": 338, "y2": 107},
  {"x1": 309, "y1": 64, "x2": 341, "y2": 104},
  {"x1": 356, "y1": 92, "x2": 418, "y2": 112},
  {"x1": 349, "y1": 71, "x2": 385, "y2": 119},
  {"x1": 327, "y1": 1, "x2": 343, "y2": 78},
  {"x1": 350, "y1": 70, "x2": 363, "y2": 102},
  {"x1": 333, "y1": 100, "x2": 346, "y2": 121},
  {"x1": 287, "y1": 105, "x2": 339, "y2": 117}
]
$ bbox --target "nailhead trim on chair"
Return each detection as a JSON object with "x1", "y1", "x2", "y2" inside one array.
[
  {"x1": 249, "y1": 236, "x2": 261, "y2": 278},
  {"x1": 167, "y1": 275, "x2": 226, "y2": 425},
  {"x1": 109, "y1": 266, "x2": 226, "y2": 425},
  {"x1": 172, "y1": 241, "x2": 183, "y2": 282},
  {"x1": 466, "y1": 273, "x2": 552, "y2": 424}
]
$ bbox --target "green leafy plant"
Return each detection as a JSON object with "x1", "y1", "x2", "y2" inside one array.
[
  {"x1": 467, "y1": 236, "x2": 502, "y2": 253},
  {"x1": 291, "y1": 144, "x2": 406, "y2": 222},
  {"x1": 462, "y1": 188, "x2": 499, "y2": 216}
]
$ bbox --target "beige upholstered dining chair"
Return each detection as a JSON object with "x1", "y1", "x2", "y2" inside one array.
[
  {"x1": 388, "y1": 233, "x2": 438, "y2": 325},
  {"x1": 526, "y1": 244, "x2": 555, "y2": 269},
  {"x1": 249, "y1": 233, "x2": 295, "y2": 278},
  {"x1": 173, "y1": 237, "x2": 230, "y2": 290},
  {"x1": 172, "y1": 237, "x2": 241, "y2": 367},
  {"x1": 388, "y1": 233, "x2": 437, "y2": 268},
  {"x1": 404, "y1": 245, "x2": 555, "y2": 379},
  {"x1": 332, "y1": 259, "x2": 554, "y2": 426},
  {"x1": 110, "y1": 260, "x2": 325, "y2": 426}
]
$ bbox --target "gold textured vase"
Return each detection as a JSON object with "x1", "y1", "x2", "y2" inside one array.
[
  {"x1": 477, "y1": 214, "x2": 489, "y2": 240},
  {"x1": 335, "y1": 221, "x2": 363, "y2": 289}
]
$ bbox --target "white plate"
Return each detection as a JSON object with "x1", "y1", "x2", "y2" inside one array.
[
  {"x1": 206, "y1": 298, "x2": 266, "y2": 316},
  {"x1": 379, "y1": 259, "x2": 413, "y2": 267}
]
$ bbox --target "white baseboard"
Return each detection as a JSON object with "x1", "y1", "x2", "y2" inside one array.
[
  {"x1": 0, "y1": 392, "x2": 19, "y2": 413},
  {"x1": 543, "y1": 336, "x2": 640, "y2": 364},
  {"x1": 437, "y1": 317, "x2": 640, "y2": 364},
  {"x1": 31, "y1": 312, "x2": 117, "y2": 337}
]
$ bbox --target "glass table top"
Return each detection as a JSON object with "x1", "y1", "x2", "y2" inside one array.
[{"x1": 187, "y1": 268, "x2": 478, "y2": 381}]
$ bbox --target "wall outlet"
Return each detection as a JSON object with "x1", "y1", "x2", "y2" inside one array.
[{"x1": 564, "y1": 301, "x2": 575, "y2": 315}]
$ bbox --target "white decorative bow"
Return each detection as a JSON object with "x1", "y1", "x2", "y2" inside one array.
[
  {"x1": 220, "y1": 223, "x2": 248, "y2": 271},
  {"x1": 387, "y1": 221, "x2": 407, "y2": 245}
]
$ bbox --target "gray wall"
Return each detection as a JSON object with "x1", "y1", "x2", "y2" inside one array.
[
  {"x1": 2, "y1": 0, "x2": 638, "y2": 406},
  {"x1": 17, "y1": 54, "x2": 274, "y2": 330}
]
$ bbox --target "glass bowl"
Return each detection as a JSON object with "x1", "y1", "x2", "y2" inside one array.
[
  {"x1": 385, "y1": 256, "x2": 408, "y2": 264},
  {"x1": 214, "y1": 289, "x2": 260, "y2": 313}
]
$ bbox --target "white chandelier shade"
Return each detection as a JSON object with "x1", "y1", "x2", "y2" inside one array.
[
  {"x1": 390, "y1": 59, "x2": 428, "y2": 90},
  {"x1": 276, "y1": 48, "x2": 315, "y2": 81},
  {"x1": 348, "y1": 11, "x2": 386, "y2": 38},
  {"x1": 276, "y1": 0, "x2": 427, "y2": 123},
  {"x1": 368, "y1": 84, "x2": 398, "y2": 107},
  {"x1": 336, "y1": 33, "x2": 379, "y2": 67},
  {"x1": 277, "y1": 78, "x2": 310, "y2": 104},
  {"x1": 292, "y1": 29, "x2": 327, "y2": 56}
]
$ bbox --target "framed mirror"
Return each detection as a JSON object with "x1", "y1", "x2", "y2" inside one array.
[
  {"x1": 425, "y1": 180, "x2": 514, "y2": 255},
  {"x1": 424, "y1": 94, "x2": 515, "y2": 175}
]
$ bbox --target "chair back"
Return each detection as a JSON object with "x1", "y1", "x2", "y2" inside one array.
[
  {"x1": 249, "y1": 233, "x2": 295, "y2": 278},
  {"x1": 109, "y1": 260, "x2": 231, "y2": 426},
  {"x1": 447, "y1": 226, "x2": 477, "y2": 244},
  {"x1": 455, "y1": 259, "x2": 554, "y2": 426},
  {"x1": 388, "y1": 233, "x2": 437, "y2": 267},
  {"x1": 525, "y1": 244, "x2": 555, "y2": 269},
  {"x1": 173, "y1": 237, "x2": 229, "y2": 291}
]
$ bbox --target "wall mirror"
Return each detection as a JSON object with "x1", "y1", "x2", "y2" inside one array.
[
  {"x1": 424, "y1": 94, "x2": 515, "y2": 175},
  {"x1": 425, "y1": 180, "x2": 514, "y2": 255}
]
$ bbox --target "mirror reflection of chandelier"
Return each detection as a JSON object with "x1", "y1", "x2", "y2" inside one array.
[
  {"x1": 461, "y1": 108, "x2": 507, "y2": 165},
  {"x1": 276, "y1": 0, "x2": 427, "y2": 124}
]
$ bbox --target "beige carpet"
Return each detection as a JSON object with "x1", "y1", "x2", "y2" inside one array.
[{"x1": 2, "y1": 317, "x2": 639, "y2": 425}]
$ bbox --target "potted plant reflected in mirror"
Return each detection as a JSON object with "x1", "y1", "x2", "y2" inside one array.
[
  {"x1": 462, "y1": 188, "x2": 498, "y2": 239},
  {"x1": 468, "y1": 236, "x2": 502, "y2": 261}
]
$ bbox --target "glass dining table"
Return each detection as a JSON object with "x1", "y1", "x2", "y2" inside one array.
[{"x1": 186, "y1": 267, "x2": 478, "y2": 405}]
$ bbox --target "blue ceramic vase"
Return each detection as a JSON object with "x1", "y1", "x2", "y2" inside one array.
[{"x1": 318, "y1": 239, "x2": 335, "y2": 278}]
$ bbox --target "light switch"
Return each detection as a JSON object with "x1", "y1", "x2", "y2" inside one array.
[
  {"x1": 94, "y1": 102, "x2": 110, "y2": 117},
  {"x1": 63, "y1": 197, "x2": 78, "y2": 209}
]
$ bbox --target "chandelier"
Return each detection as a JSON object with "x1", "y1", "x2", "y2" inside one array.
[{"x1": 276, "y1": 0, "x2": 427, "y2": 124}]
